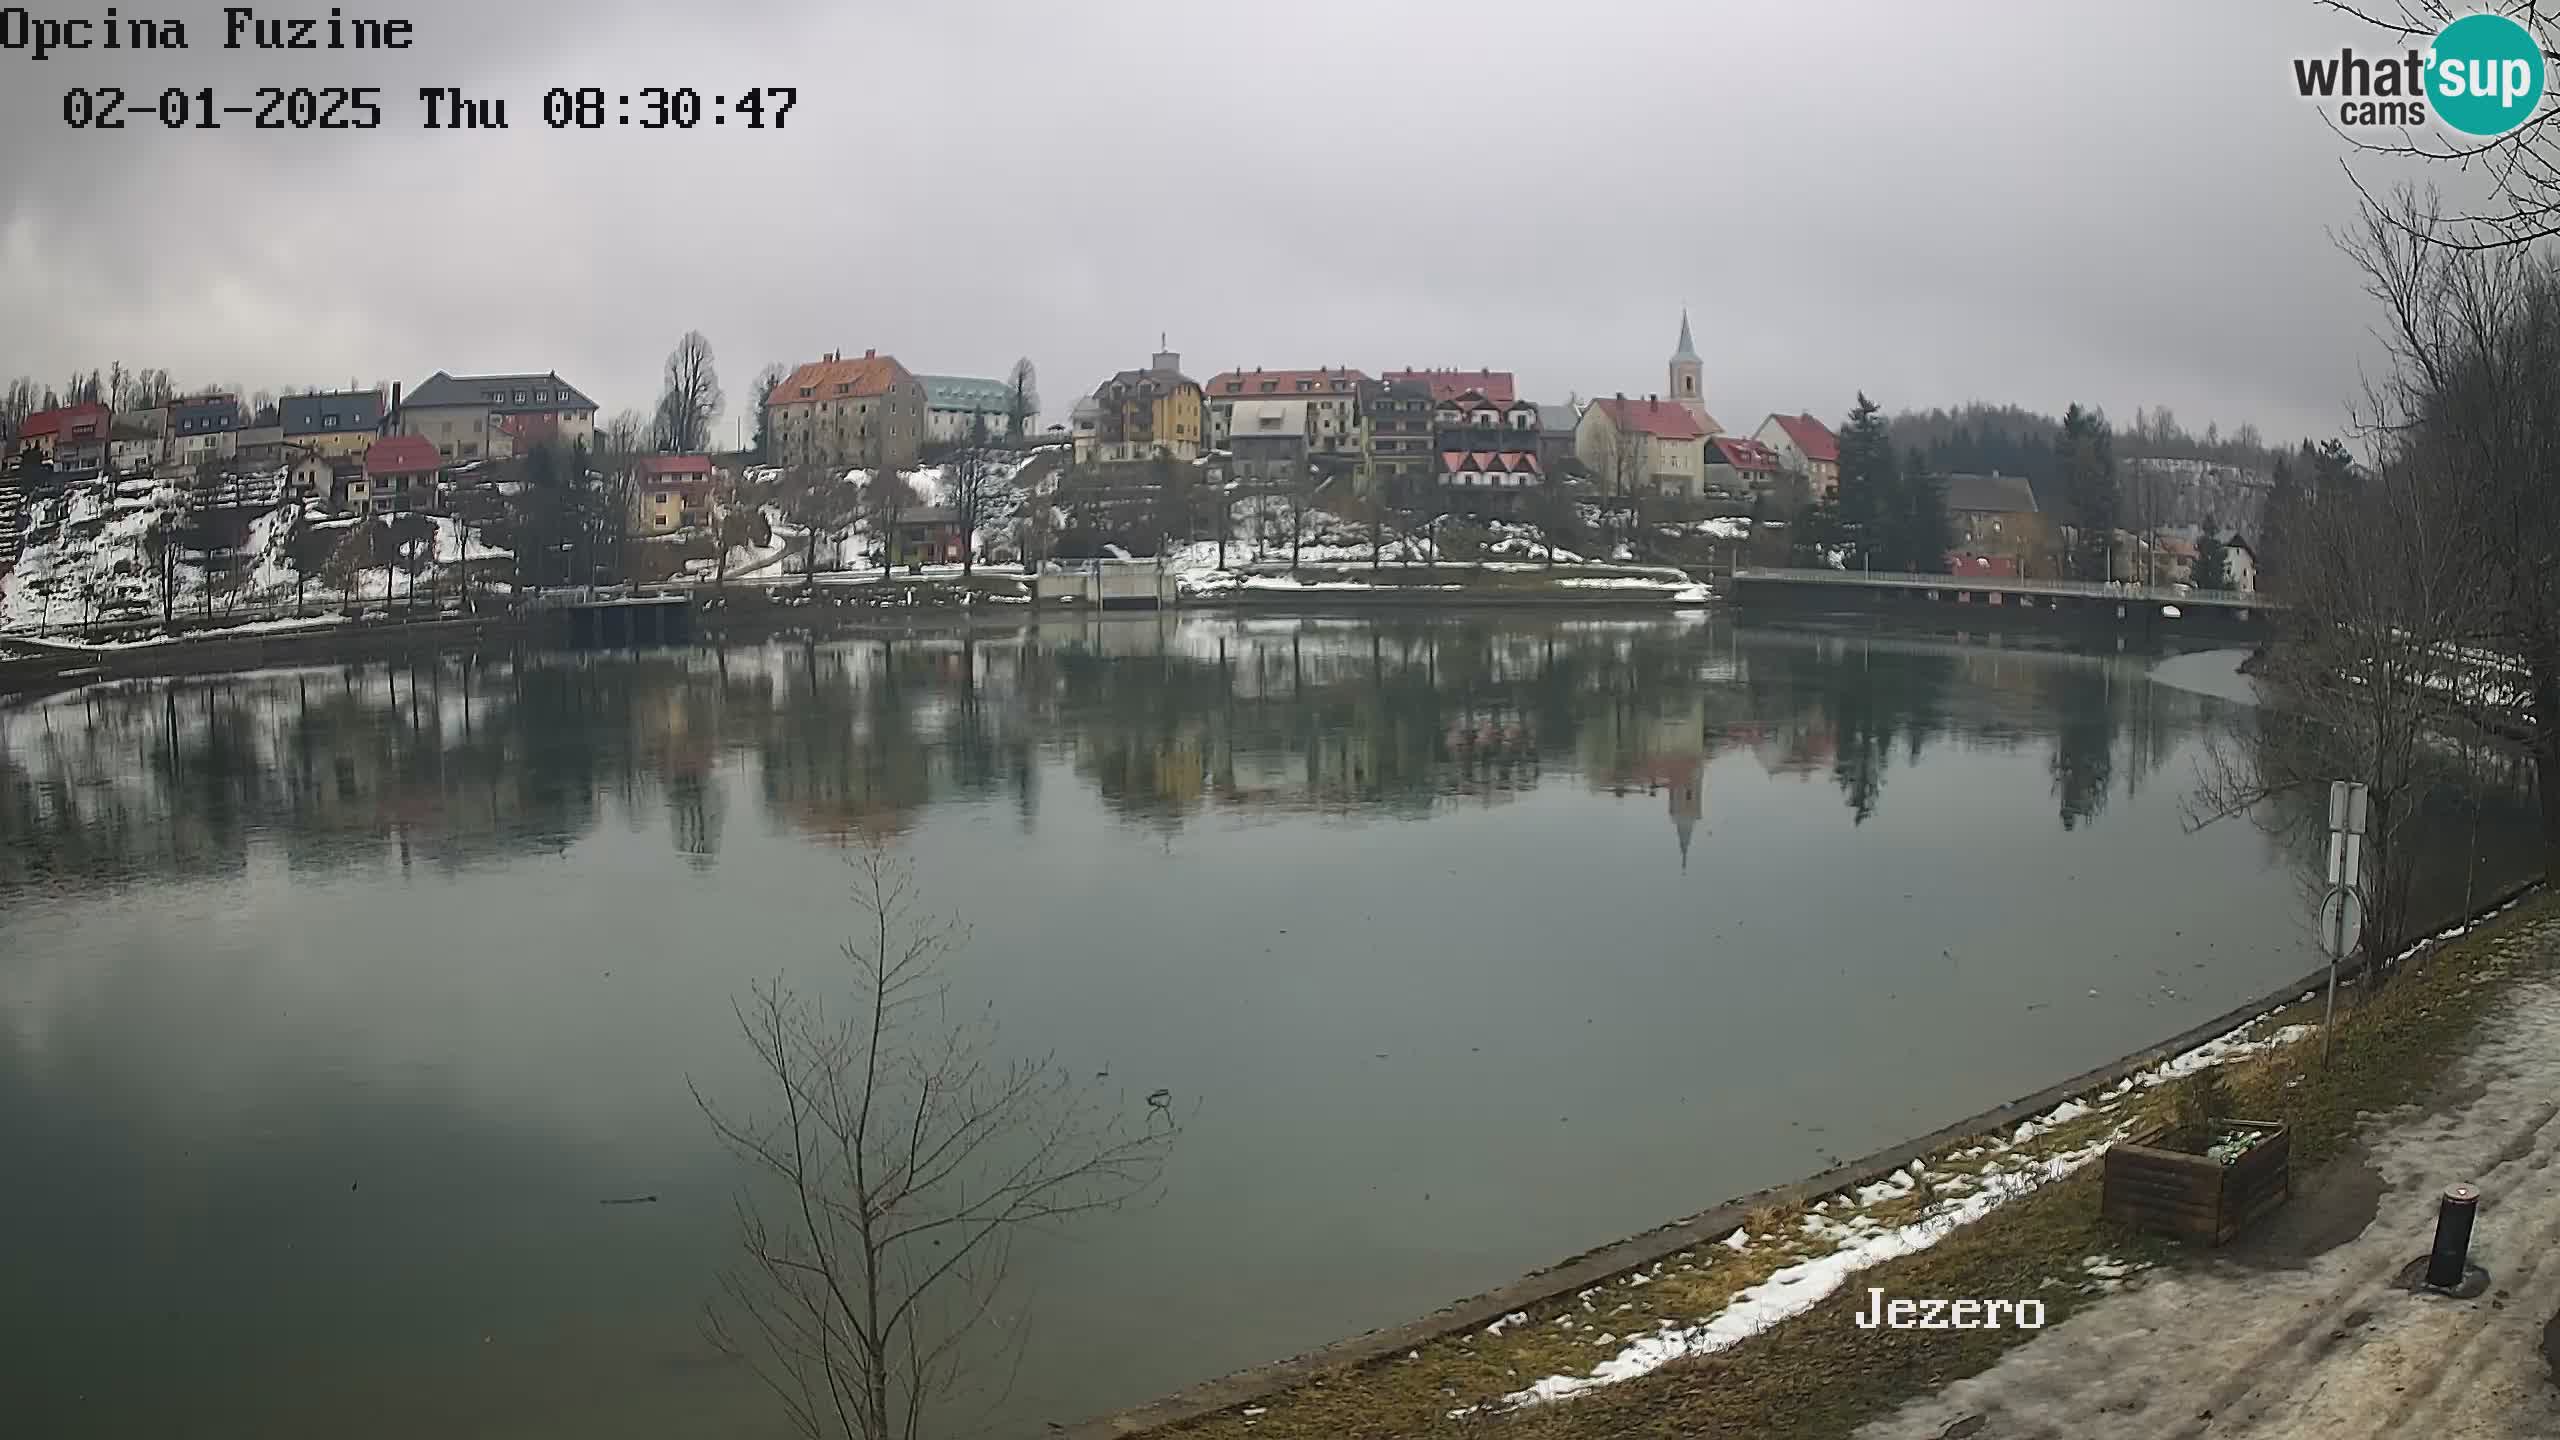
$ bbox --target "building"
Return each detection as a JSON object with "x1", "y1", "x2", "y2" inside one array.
[
  {"x1": 399, "y1": 371, "x2": 598, "y2": 462},
  {"x1": 17, "y1": 403, "x2": 112, "y2": 477},
  {"x1": 289, "y1": 450, "x2": 337, "y2": 504},
  {"x1": 1577, "y1": 395, "x2": 1710, "y2": 498},
  {"x1": 1202, "y1": 368, "x2": 1367, "y2": 460},
  {"x1": 766, "y1": 350, "x2": 927, "y2": 471},
  {"x1": 1942, "y1": 471, "x2": 2048, "y2": 573},
  {"x1": 1382, "y1": 368, "x2": 1515, "y2": 404},
  {"x1": 1536, "y1": 403, "x2": 1581, "y2": 472},
  {"x1": 1666, "y1": 311, "x2": 1719, "y2": 431},
  {"x1": 890, "y1": 506, "x2": 967, "y2": 566},
  {"x1": 1438, "y1": 448, "x2": 1543, "y2": 503},
  {"x1": 282, "y1": 390, "x2": 386, "y2": 460},
  {"x1": 1226, "y1": 398, "x2": 1313, "y2": 489},
  {"x1": 169, "y1": 394, "x2": 244, "y2": 466},
  {"x1": 359, "y1": 434, "x2": 444, "y2": 515},
  {"x1": 2220, "y1": 532, "x2": 2258, "y2": 593},
  {"x1": 1703, "y1": 435, "x2": 1781, "y2": 498},
  {"x1": 1432, "y1": 387, "x2": 1544, "y2": 510},
  {"x1": 630, "y1": 454, "x2": 716, "y2": 533},
  {"x1": 235, "y1": 413, "x2": 286, "y2": 464},
  {"x1": 1755, "y1": 413, "x2": 1840, "y2": 497},
  {"x1": 918, "y1": 374, "x2": 1020, "y2": 447},
  {"x1": 1360, "y1": 374, "x2": 1435, "y2": 502},
  {"x1": 110, "y1": 420, "x2": 160, "y2": 475},
  {"x1": 1081, "y1": 343, "x2": 1204, "y2": 466}
]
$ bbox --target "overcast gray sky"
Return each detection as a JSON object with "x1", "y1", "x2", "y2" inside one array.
[{"x1": 0, "y1": 0, "x2": 2447, "y2": 443}]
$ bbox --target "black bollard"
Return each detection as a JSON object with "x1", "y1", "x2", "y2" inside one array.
[{"x1": 2426, "y1": 1184, "x2": 2480, "y2": 1290}]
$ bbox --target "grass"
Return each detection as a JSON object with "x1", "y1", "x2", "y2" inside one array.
[{"x1": 1159, "y1": 892, "x2": 2558, "y2": 1440}]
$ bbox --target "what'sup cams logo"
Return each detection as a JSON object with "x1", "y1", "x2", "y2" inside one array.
[{"x1": 2296, "y1": 11, "x2": 2548, "y2": 135}]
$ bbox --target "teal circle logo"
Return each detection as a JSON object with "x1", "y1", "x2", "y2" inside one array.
[{"x1": 2431, "y1": 13, "x2": 2547, "y2": 135}]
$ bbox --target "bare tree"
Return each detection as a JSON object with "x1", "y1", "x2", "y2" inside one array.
[
  {"x1": 863, "y1": 467, "x2": 918, "y2": 579},
  {"x1": 695, "y1": 850, "x2": 1174, "y2": 1440},
  {"x1": 601, "y1": 408, "x2": 652, "y2": 459},
  {"x1": 2327, "y1": 1, "x2": 2560, "y2": 251},
  {"x1": 2191, "y1": 451, "x2": 2488, "y2": 978},
  {"x1": 655, "y1": 330, "x2": 726, "y2": 455},
  {"x1": 944, "y1": 417, "x2": 1010, "y2": 575},
  {"x1": 2347, "y1": 187, "x2": 2560, "y2": 881}
]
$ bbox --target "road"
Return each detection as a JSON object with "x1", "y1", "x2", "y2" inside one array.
[{"x1": 1859, "y1": 912, "x2": 2560, "y2": 1440}]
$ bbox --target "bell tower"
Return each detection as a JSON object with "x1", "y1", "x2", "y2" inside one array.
[{"x1": 1669, "y1": 310, "x2": 1705, "y2": 425}]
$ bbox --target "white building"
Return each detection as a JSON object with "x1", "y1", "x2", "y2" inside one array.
[{"x1": 919, "y1": 374, "x2": 1021, "y2": 446}]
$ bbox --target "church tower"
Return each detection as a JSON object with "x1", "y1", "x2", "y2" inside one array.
[{"x1": 1669, "y1": 310, "x2": 1706, "y2": 426}]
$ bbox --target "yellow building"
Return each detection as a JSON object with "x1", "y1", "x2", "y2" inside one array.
[{"x1": 1080, "y1": 342, "x2": 1204, "y2": 465}]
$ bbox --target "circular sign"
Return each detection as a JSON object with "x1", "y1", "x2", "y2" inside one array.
[{"x1": 2431, "y1": 13, "x2": 2548, "y2": 137}]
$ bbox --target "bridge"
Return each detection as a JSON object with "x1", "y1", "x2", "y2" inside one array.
[{"x1": 1726, "y1": 565, "x2": 2277, "y2": 631}]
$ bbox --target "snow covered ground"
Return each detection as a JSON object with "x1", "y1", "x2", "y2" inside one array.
[{"x1": 2, "y1": 476, "x2": 510, "y2": 631}]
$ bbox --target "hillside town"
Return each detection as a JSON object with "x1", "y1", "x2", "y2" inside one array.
[{"x1": 0, "y1": 317, "x2": 2273, "y2": 634}]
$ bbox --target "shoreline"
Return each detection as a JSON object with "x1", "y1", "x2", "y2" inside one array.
[{"x1": 1060, "y1": 877, "x2": 2544, "y2": 1440}]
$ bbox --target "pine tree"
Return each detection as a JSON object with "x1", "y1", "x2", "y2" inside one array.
[
  {"x1": 2193, "y1": 526, "x2": 2229, "y2": 591},
  {"x1": 1898, "y1": 446, "x2": 1951, "y2": 573},
  {"x1": 2057, "y1": 403, "x2": 2118, "y2": 580},
  {"x1": 1835, "y1": 393, "x2": 1898, "y2": 568}
]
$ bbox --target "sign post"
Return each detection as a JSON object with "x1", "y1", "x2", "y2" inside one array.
[{"x1": 2320, "y1": 779, "x2": 2370, "y2": 1062}]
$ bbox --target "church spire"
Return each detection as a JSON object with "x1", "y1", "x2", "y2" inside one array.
[{"x1": 1674, "y1": 308, "x2": 1699, "y2": 361}]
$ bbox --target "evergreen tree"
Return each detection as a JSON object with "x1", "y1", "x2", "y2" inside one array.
[
  {"x1": 1897, "y1": 446, "x2": 1951, "y2": 573},
  {"x1": 2057, "y1": 402, "x2": 2118, "y2": 580},
  {"x1": 2261, "y1": 451, "x2": 2302, "y2": 594},
  {"x1": 1835, "y1": 393, "x2": 1898, "y2": 568},
  {"x1": 2193, "y1": 525, "x2": 2229, "y2": 591}
]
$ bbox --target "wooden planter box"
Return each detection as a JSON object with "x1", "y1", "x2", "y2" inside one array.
[{"x1": 2100, "y1": 1120, "x2": 2290, "y2": 1246}]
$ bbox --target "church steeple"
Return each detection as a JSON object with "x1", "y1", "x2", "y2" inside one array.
[{"x1": 1669, "y1": 309, "x2": 1705, "y2": 425}]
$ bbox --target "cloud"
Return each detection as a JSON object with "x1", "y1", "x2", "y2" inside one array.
[{"x1": 0, "y1": 0, "x2": 2457, "y2": 440}]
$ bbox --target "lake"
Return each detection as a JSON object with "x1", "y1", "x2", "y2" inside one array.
[{"x1": 0, "y1": 613, "x2": 2536, "y2": 1437}]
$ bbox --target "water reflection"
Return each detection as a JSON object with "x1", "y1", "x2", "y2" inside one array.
[{"x1": 0, "y1": 622, "x2": 2285, "y2": 896}]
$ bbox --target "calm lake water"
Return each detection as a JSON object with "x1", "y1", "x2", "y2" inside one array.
[{"x1": 0, "y1": 614, "x2": 2537, "y2": 1437}]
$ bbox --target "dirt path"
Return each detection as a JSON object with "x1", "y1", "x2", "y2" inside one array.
[{"x1": 1859, "y1": 916, "x2": 2560, "y2": 1440}]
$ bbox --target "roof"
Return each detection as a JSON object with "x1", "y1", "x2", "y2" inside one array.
[
  {"x1": 365, "y1": 435, "x2": 444, "y2": 474},
  {"x1": 1940, "y1": 472, "x2": 2040, "y2": 514},
  {"x1": 1383, "y1": 369, "x2": 1516, "y2": 404},
  {"x1": 1590, "y1": 395, "x2": 1708, "y2": 441},
  {"x1": 281, "y1": 391, "x2": 383, "y2": 436},
  {"x1": 897, "y1": 506, "x2": 960, "y2": 526},
  {"x1": 1230, "y1": 399, "x2": 1310, "y2": 433},
  {"x1": 1673, "y1": 310, "x2": 1699, "y2": 362},
  {"x1": 2223, "y1": 531, "x2": 2256, "y2": 555},
  {"x1": 1706, "y1": 435, "x2": 1781, "y2": 471},
  {"x1": 19, "y1": 403, "x2": 109, "y2": 438},
  {"x1": 1538, "y1": 403, "x2": 1580, "y2": 434},
  {"x1": 1765, "y1": 413, "x2": 1839, "y2": 464},
  {"x1": 1439, "y1": 450, "x2": 1541, "y2": 472},
  {"x1": 918, "y1": 374, "x2": 1014, "y2": 410},
  {"x1": 1101, "y1": 366, "x2": 1198, "y2": 397},
  {"x1": 408, "y1": 371, "x2": 597, "y2": 413},
  {"x1": 634, "y1": 454, "x2": 714, "y2": 477},
  {"x1": 1204, "y1": 367, "x2": 1369, "y2": 398},
  {"x1": 770, "y1": 354, "x2": 913, "y2": 407}
]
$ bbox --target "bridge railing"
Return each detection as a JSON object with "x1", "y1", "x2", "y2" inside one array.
[{"x1": 1727, "y1": 565, "x2": 2268, "y2": 608}]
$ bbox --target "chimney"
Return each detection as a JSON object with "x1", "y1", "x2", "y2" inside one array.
[
  {"x1": 864, "y1": 348, "x2": 876, "y2": 359},
  {"x1": 389, "y1": 382, "x2": 402, "y2": 434}
]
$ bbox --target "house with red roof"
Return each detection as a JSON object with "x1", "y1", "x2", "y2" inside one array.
[
  {"x1": 15, "y1": 403, "x2": 112, "y2": 477},
  {"x1": 766, "y1": 350, "x2": 927, "y2": 470},
  {"x1": 1703, "y1": 435, "x2": 1782, "y2": 498},
  {"x1": 1381, "y1": 368, "x2": 1516, "y2": 405},
  {"x1": 1576, "y1": 394, "x2": 1711, "y2": 498},
  {"x1": 1202, "y1": 367, "x2": 1368, "y2": 461},
  {"x1": 629, "y1": 454, "x2": 717, "y2": 534},
  {"x1": 352, "y1": 434, "x2": 444, "y2": 515},
  {"x1": 1753, "y1": 412, "x2": 1840, "y2": 497}
]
